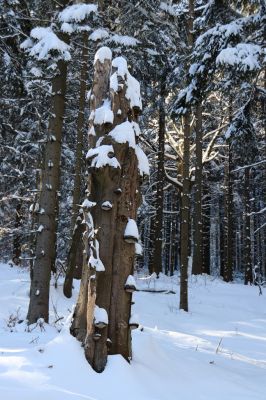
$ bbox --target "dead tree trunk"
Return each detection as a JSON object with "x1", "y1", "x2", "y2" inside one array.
[
  {"x1": 71, "y1": 48, "x2": 148, "y2": 372},
  {"x1": 27, "y1": 54, "x2": 68, "y2": 324}
]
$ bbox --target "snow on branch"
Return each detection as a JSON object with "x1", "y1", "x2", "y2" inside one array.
[
  {"x1": 21, "y1": 27, "x2": 71, "y2": 61},
  {"x1": 107, "y1": 34, "x2": 140, "y2": 47},
  {"x1": 89, "y1": 28, "x2": 109, "y2": 42},
  {"x1": 232, "y1": 159, "x2": 266, "y2": 172},
  {"x1": 58, "y1": 3, "x2": 98, "y2": 23},
  {"x1": 216, "y1": 43, "x2": 263, "y2": 72}
]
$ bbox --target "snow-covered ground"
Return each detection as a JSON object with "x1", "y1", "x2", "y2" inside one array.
[{"x1": 0, "y1": 263, "x2": 265, "y2": 400}]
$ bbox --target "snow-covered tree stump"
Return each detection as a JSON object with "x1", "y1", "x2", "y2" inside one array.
[{"x1": 71, "y1": 47, "x2": 149, "y2": 372}]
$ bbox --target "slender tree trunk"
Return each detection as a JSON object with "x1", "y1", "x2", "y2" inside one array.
[
  {"x1": 223, "y1": 145, "x2": 233, "y2": 282},
  {"x1": 180, "y1": 112, "x2": 190, "y2": 311},
  {"x1": 152, "y1": 80, "x2": 166, "y2": 276},
  {"x1": 179, "y1": 0, "x2": 194, "y2": 311},
  {"x1": 202, "y1": 182, "x2": 210, "y2": 275},
  {"x1": 169, "y1": 192, "x2": 178, "y2": 276},
  {"x1": 12, "y1": 203, "x2": 23, "y2": 265},
  {"x1": 244, "y1": 167, "x2": 253, "y2": 284},
  {"x1": 27, "y1": 53, "x2": 68, "y2": 324},
  {"x1": 148, "y1": 216, "x2": 155, "y2": 274},
  {"x1": 220, "y1": 190, "x2": 225, "y2": 277},
  {"x1": 64, "y1": 32, "x2": 88, "y2": 298},
  {"x1": 192, "y1": 103, "x2": 203, "y2": 274}
]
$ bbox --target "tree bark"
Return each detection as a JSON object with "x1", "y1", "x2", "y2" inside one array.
[
  {"x1": 223, "y1": 145, "x2": 233, "y2": 282},
  {"x1": 12, "y1": 203, "x2": 23, "y2": 265},
  {"x1": 179, "y1": 0, "x2": 194, "y2": 311},
  {"x1": 151, "y1": 79, "x2": 166, "y2": 276},
  {"x1": 192, "y1": 103, "x2": 203, "y2": 275},
  {"x1": 71, "y1": 50, "x2": 146, "y2": 372},
  {"x1": 244, "y1": 167, "x2": 253, "y2": 284},
  {"x1": 202, "y1": 184, "x2": 210, "y2": 275},
  {"x1": 179, "y1": 112, "x2": 190, "y2": 311},
  {"x1": 64, "y1": 32, "x2": 88, "y2": 298},
  {"x1": 27, "y1": 53, "x2": 68, "y2": 324}
]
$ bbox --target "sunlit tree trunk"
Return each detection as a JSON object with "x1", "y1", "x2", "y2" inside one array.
[{"x1": 71, "y1": 49, "x2": 146, "y2": 372}]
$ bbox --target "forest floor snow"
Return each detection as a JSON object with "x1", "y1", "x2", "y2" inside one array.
[{"x1": 0, "y1": 263, "x2": 265, "y2": 400}]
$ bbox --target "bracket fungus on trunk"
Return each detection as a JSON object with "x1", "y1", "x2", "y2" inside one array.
[
  {"x1": 124, "y1": 218, "x2": 139, "y2": 244},
  {"x1": 129, "y1": 314, "x2": 139, "y2": 330},
  {"x1": 124, "y1": 275, "x2": 137, "y2": 293},
  {"x1": 93, "y1": 333, "x2": 102, "y2": 341},
  {"x1": 101, "y1": 201, "x2": 113, "y2": 211},
  {"x1": 94, "y1": 306, "x2": 108, "y2": 329},
  {"x1": 71, "y1": 46, "x2": 149, "y2": 373}
]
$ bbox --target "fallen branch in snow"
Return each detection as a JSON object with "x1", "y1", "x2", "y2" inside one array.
[
  {"x1": 215, "y1": 337, "x2": 223, "y2": 354},
  {"x1": 138, "y1": 289, "x2": 176, "y2": 294}
]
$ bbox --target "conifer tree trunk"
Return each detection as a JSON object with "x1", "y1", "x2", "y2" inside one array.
[
  {"x1": 64, "y1": 32, "x2": 88, "y2": 298},
  {"x1": 169, "y1": 192, "x2": 178, "y2": 276},
  {"x1": 220, "y1": 190, "x2": 225, "y2": 277},
  {"x1": 223, "y1": 145, "x2": 233, "y2": 282},
  {"x1": 152, "y1": 79, "x2": 166, "y2": 276},
  {"x1": 179, "y1": 0, "x2": 194, "y2": 311},
  {"x1": 12, "y1": 202, "x2": 23, "y2": 265},
  {"x1": 180, "y1": 112, "x2": 190, "y2": 311},
  {"x1": 71, "y1": 48, "x2": 147, "y2": 372},
  {"x1": 202, "y1": 181, "x2": 210, "y2": 275},
  {"x1": 192, "y1": 103, "x2": 203, "y2": 275},
  {"x1": 27, "y1": 53, "x2": 68, "y2": 324},
  {"x1": 244, "y1": 167, "x2": 253, "y2": 284}
]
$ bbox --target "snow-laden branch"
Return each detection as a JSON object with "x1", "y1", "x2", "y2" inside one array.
[
  {"x1": 232, "y1": 159, "x2": 266, "y2": 172},
  {"x1": 164, "y1": 170, "x2": 183, "y2": 189}
]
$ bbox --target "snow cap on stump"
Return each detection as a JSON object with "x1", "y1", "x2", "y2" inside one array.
[{"x1": 94, "y1": 46, "x2": 112, "y2": 65}]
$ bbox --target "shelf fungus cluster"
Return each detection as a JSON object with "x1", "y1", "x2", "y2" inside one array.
[{"x1": 70, "y1": 47, "x2": 149, "y2": 373}]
